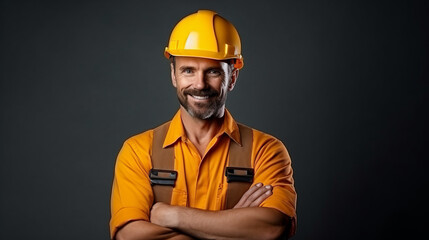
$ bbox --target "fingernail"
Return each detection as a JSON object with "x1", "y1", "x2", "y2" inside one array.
[
  {"x1": 265, "y1": 190, "x2": 272, "y2": 195},
  {"x1": 265, "y1": 185, "x2": 271, "y2": 189},
  {"x1": 256, "y1": 183, "x2": 262, "y2": 187}
]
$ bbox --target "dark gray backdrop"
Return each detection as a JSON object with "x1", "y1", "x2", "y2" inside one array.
[{"x1": 1, "y1": 0, "x2": 428, "y2": 239}]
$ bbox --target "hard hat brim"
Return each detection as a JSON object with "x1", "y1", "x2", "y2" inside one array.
[{"x1": 164, "y1": 48, "x2": 243, "y2": 69}]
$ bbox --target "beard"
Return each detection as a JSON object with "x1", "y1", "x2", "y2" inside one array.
[{"x1": 177, "y1": 88, "x2": 226, "y2": 120}]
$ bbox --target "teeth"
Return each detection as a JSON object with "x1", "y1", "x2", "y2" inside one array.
[{"x1": 191, "y1": 95, "x2": 209, "y2": 100}]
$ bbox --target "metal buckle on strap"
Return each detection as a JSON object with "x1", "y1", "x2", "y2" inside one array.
[
  {"x1": 149, "y1": 169, "x2": 177, "y2": 186},
  {"x1": 225, "y1": 167, "x2": 254, "y2": 183}
]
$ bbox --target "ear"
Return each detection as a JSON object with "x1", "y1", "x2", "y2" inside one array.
[
  {"x1": 170, "y1": 63, "x2": 177, "y2": 87},
  {"x1": 228, "y1": 68, "x2": 239, "y2": 91}
]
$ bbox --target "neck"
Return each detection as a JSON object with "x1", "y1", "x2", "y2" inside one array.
[{"x1": 180, "y1": 106, "x2": 224, "y2": 147}]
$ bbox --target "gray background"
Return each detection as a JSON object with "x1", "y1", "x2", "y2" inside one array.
[{"x1": 1, "y1": 0, "x2": 428, "y2": 239}]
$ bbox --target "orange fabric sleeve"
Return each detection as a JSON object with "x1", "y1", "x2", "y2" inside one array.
[
  {"x1": 109, "y1": 131, "x2": 154, "y2": 238},
  {"x1": 252, "y1": 130, "x2": 297, "y2": 223}
]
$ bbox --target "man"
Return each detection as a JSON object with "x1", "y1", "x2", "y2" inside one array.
[{"x1": 110, "y1": 10, "x2": 297, "y2": 240}]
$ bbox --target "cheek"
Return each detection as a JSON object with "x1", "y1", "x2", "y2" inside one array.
[
  {"x1": 218, "y1": 84, "x2": 229, "y2": 97},
  {"x1": 221, "y1": 79, "x2": 230, "y2": 92},
  {"x1": 175, "y1": 77, "x2": 194, "y2": 89}
]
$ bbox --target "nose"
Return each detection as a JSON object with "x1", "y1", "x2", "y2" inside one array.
[{"x1": 193, "y1": 71, "x2": 208, "y2": 90}]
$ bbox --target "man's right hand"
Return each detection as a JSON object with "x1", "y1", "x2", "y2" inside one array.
[{"x1": 233, "y1": 182, "x2": 273, "y2": 208}]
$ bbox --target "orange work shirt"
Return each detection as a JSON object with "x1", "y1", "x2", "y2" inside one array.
[{"x1": 110, "y1": 109, "x2": 297, "y2": 238}]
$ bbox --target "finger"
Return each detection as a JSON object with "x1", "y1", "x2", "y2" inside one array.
[
  {"x1": 242, "y1": 185, "x2": 272, "y2": 207},
  {"x1": 248, "y1": 187, "x2": 273, "y2": 207},
  {"x1": 234, "y1": 183, "x2": 263, "y2": 208},
  {"x1": 234, "y1": 183, "x2": 263, "y2": 207},
  {"x1": 237, "y1": 185, "x2": 272, "y2": 208}
]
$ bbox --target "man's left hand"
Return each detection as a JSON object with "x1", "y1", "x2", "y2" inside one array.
[{"x1": 234, "y1": 183, "x2": 272, "y2": 208}]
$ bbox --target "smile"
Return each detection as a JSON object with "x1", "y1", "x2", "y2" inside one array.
[{"x1": 190, "y1": 95, "x2": 210, "y2": 100}]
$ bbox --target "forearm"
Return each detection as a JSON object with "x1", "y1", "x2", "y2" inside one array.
[
  {"x1": 115, "y1": 220, "x2": 194, "y2": 240},
  {"x1": 157, "y1": 206, "x2": 287, "y2": 240}
]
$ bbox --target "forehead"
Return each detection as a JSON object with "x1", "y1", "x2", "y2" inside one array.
[{"x1": 174, "y1": 56, "x2": 228, "y2": 68}]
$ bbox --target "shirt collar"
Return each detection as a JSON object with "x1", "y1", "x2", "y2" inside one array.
[{"x1": 162, "y1": 109, "x2": 242, "y2": 148}]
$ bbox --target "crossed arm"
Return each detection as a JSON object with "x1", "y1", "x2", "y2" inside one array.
[{"x1": 115, "y1": 183, "x2": 288, "y2": 240}]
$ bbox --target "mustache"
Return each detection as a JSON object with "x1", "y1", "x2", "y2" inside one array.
[{"x1": 184, "y1": 89, "x2": 219, "y2": 97}]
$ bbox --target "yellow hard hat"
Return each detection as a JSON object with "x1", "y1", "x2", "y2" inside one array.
[{"x1": 164, "y1": 10, "x2": 244, "y2": 69}]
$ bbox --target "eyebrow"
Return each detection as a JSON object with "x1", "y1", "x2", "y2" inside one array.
[
  {"x1": 206, "y1": 67, "x2": 223, "y2": 71},
  {"x1": 178, "y1": 66, "x2": 196, "y2": 72}
]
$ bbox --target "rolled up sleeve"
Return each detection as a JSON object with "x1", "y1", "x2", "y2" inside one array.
[
  {"x1": 252, "y1": 131, "x2": 297, "y2": 235},
  {"x1": 109, "y1": 132, "x2": 154, "y2": 238}
]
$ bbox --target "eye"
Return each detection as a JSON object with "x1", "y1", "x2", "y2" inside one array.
[
  {"x1": 207, "y1": 69, "x2": 221, "y2": 76},
  {"x1": 181, "y1": 68, "x2": 194, "y2": 75}
]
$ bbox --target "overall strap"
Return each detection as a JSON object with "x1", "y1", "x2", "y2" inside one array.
[
  {"x1": 225, "y1": 123, "x2": 253, "y2": 209},
  {"x1": 151, "y1": 121, "x2": 174, "y2": 204}
]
